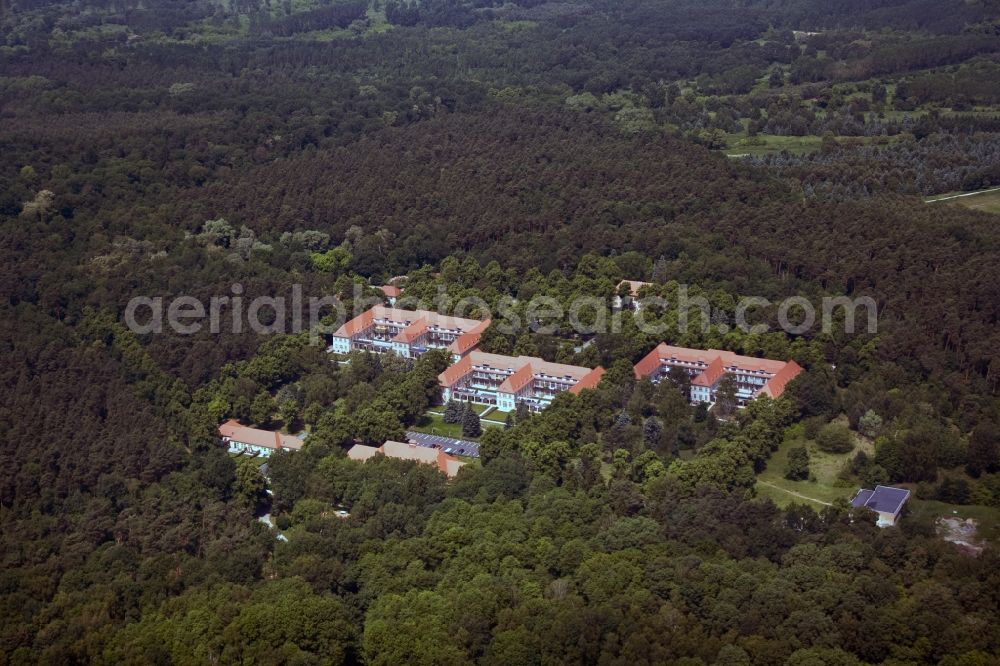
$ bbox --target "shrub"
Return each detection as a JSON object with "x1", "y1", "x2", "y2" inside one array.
[
  {"x1": 785, "y1": 446, "x2": 810, "y2": 481},
  {"x1": 816, "y1": 423, "x2": 854, "y2": 454}
]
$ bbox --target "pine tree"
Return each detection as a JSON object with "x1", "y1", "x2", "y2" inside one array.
[
  {"x1": 443, "y1": 399, "x2": 461, "y2": 424},
  {"x1": 504, "y1": 413, "x2": 514, "y2": 430},
  {"x1": 461, "y1": 405, "x2": 482, "y2": 438},
  {"x1": 643, "y1": 416, "x2": 663, "y2": 449}
]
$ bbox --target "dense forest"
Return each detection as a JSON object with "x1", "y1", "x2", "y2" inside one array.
[{"x1": 2, "y1": 0, "x2": 1000, "y2": 663}]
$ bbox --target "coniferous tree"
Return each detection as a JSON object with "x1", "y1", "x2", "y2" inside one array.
[
  {"x1": 443, "y1": 399, "x2": 462, "y2": 424},
  {"x1": 461, "y1": 404, "x2": 482, "y2": 438},
  {"x1": 643, "y1": 416, "x2": 663, "y2": 449}
]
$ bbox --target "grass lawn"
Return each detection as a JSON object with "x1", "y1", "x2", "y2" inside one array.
[
  {"x1": 411, "y1": 413, "x2": 469, "y2": 439},
  {"x1": 925, "y1": 188, "x2": 1000, "y2": 215},
  {"x1": 755, "y1": 426, "x2": 872, "y2": 508},
  {"x1": 722, "y1": 132, "x2": 907, "y2": 158},
  {"x1": 410, "y1": 411, "x2": 502, "y2": 440},
  {"x1": 722, "y1": 134, "x2": 824, "y2": 157}
]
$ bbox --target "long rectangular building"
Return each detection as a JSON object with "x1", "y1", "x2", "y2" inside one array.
[
  {"x1": 439, "y1": 351, "x2": 605, "y2": 412},
  {"x1": 219, "y1": 419, "x2": 304, "y2": 457},
  {"x1": 330, "y1": 306, "x2": 490, "y2": 360},
  {"x1": 347, "y1": 440, "x2": 466, "y2": 478},
  {"x1": 634, "y1": 343, "x2": 802, "y2": 406}
]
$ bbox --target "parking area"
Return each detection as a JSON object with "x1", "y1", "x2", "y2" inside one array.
[{"x1": 405, "y1": 431, "x2": 481, "y2": 458}]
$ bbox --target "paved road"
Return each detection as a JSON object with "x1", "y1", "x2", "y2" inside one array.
[{"x1": 405, "y1": 431, "x2": 480, "y2": 458}]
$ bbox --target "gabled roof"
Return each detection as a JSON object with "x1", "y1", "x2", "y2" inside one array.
[
  {"x1": 347, "y1": 443, "x2": 380, "y2": 461},
  {"x1": 350, "y1": 440, "x2": 466, "y2": 478},
  {"x1": 381, "y1": 440, "x2": 440, "y2": 465},
  {"x1": 851, "y1": 485, "x2": 910, "y2": 515},
  {"x1": 449, "y1": 319, "x2": 491, "y2": 356},
  {"x1": 394, "y1": 318, "x2": 428, "y2": 343},
  {"x1": 617, "y1": 279, "x2": 653, "y2": 296},
  {"x1": 438, "y1": 354, "x2": 474, "y2": 387},
  {"x1": 219, "y1": 420, "x2": 304, "y2": 451},
  {"x1": 633, "y1": 342, "x2": 799, "y2": 395},
  {"x1": 334, "y1": 306, "x2": 488, "y2": 348},
  {"x1": 439, "y1": 351, "x2": 598, "y2": 389},
  {"x1": 498, "y1": 363, "x2": 536, "y2": 394},
  {"x1": 568, "y1": 366, "x2": 605, "y2": 394},
  {"x1": 634, "y1": 345, "x2": 664, "y2": 379},
  {"x1": 332, "y1": 308, "x2": 375, "y2": 338},
  {"x1": 692, "y1": 356, "x2": 726, "y2": 387},
  {"x1": 758, "y1": 359, "x2": 803, "y2": 399}
]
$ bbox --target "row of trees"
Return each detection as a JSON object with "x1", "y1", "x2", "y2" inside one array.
[{"x1": 443, "y1": 399, "x2": 483, "y2": 438}]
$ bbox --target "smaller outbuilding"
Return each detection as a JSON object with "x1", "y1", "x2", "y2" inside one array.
[{"x1": 850, "y1": 485, "x2": 910, "y2": 527}]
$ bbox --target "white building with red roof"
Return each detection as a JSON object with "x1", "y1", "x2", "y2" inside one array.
[
  {"x1": 378, "y1": 284, "x2": 401, "y2": 305},
  {"x1": 219, "y1": 419, "x2": 304, "y2": 457},
  {"x1": 439, "y1": 351, "x2": 605, "y2": 413},
  {"x1": 634, "y1": 343, "x2": 802, "y2": 406},
  {"x1": 613, "y1": 280, "x2": 654, "y2": 310},
  {"x1": 330, "y1": 306, "x2": 490, "y2": 361},
  {"x1": 347, "y1": 440, "x2": 466, "y2": 478}
]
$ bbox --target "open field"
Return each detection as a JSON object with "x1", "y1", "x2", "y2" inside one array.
[
  {"x1": 926, "y1": 187, "x2": 1000, "y2": 215},
  {"x1": 756, "y1": 426, "x2": 1000, "y2": 543},
  {"x1": 755, "y1": 426, "x2": 872, "y2": 507},
  {"x1": 722, "y1": 134, "x2": 824, "y2": 157}
]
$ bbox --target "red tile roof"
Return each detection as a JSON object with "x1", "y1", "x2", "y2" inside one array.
[
  {"x1": 333, "y1": 308, "x2": 375, "y2": 338},
  {"x1": 634, "y1": 345, "x2": 665, "y2": 378},
  {"x1": 393, "y1": 318, "x2": 428, "y2": 343},
  {"x1": 498, "y1": 363, "x2": 536, "y2": 394},
  {"x1": 758, "y1": 359, "x2": 803, "y2": 398},
  {"x1": 618, "y1": 280, "x2": 653, "y2": 296},
  {"x1": 449, "y1": 319, "x2": 491, "y2": 356},
  {"x1": 438, "y1": 354, "x2": 474, "y2": 387},
  {"x1": 358, "y1": 440, "x2": 466, "y2": 478},
  {"x1": 568, "y1": 366, "x2": 605, "y2": 394},
  {"x1": 439, "y1": 351, "x2": 600, "y2": 396},
  {"x1": 692, "y1": 356, "x2": 726, "y2": 387},
  {"x1": 634, "y1": 342, "x2": 801, "y2": 397},
  {"x1": 219, "y1": 420, "x2": 304, "y2": 450},
  {"x1": 380, "y1": 285, "x2": 401, "y2": 298}
]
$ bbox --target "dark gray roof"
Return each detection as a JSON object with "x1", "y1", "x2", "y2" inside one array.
[
  {"x1": 852, "y1": 485, "x2": 909, "y2": 515},
  {"x1": 850, "y1": 488, "x2": 874, "y2": 508}
]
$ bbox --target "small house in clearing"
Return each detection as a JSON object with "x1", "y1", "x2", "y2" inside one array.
[{"x1": 850, "y1": 485, "x2": 910, "y2": 527}]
